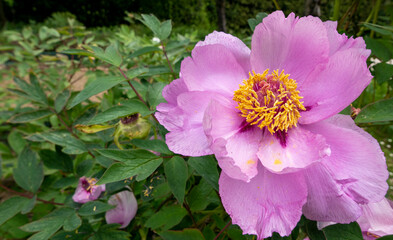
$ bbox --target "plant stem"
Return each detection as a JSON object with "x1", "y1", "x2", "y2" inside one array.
[
  {"x1": 50, "y1": 108, "x2": 96, "y2": 158},
  {"x1": 332, "y1": 0, "x2": 341, "y2": 21},
  {"x1": 0, "y1": 183, "x2": 64, "y2": 206},
  {"x1": 272, "y1": 0, "x2": 280, "y2": 10},
  {"x1": 184, "y1": 201, "x2": 197, "y2": 227},
  {"x1": 118, "y1": 67, "x2": 159, "y2": 123},
  {"x1": 370, "y1": 0, "x2": 382, "y2": 38},
  {"x1": 213, "y1": 220, "x2": 232, "y2": 240},
  {"x1": 160, "y1": 42, "x2": 174, "y2": 74}
]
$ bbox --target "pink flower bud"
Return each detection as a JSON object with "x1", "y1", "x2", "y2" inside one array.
[
  {"x1": 105, "y1": 190, "x2": 138, "y2": 228},
  {"x1": 72, "y1": 177, "x2": 106, "y2": 203}
]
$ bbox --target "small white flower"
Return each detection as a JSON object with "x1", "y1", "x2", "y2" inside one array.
[{"x1": 152, "y1": 37, "x2": 160, "y2": 44}]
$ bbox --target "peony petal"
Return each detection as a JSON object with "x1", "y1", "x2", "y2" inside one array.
[
  {"x1": 324, "y1": 21, "x2": 369, "y2": 56},
  {"x1": 156, "y1": 78, "x2": 188, "y2": 132},
  {"x1": 357, "y1": 198, "x2": 393, "y2": 238},
  {"x1": 159, "y1": 91, "x2": 228, "y2": 156},
  {"x1": 196, "y1": 31, "x2": 251, "y2": 72},
  {"x1": 251, "y1": 11, "x2": 329, "y2": 82},
  {"x1": 166, "y1": 126, "x2": 212, "y2": 156},
  {"x1": 299, "y1": 48, "x2": 372, "y2": 124},
  {"x1": 257, "y1": 126, "x2": 330, "y2": 173},
  {"x1": 304, "y1": 115, "x2": 388, "y2": 204},
  {"x1": 106, "y1": 190, "x2": 138, "y2": 228},
  {"x1": 181, "y1": 44, "x2": 249, "y2": 97},
  {"x1": 204, "y1": 98, "x2": 260, "y2": 182},
  {"x1": 219, "y1": 165, "x2": 307, "y2": 239},
  {"x1": 302, "y1": 163, "x2": 362, "y2": 222},
  {"x1": 161, "y1": 77, "x2": 188, "y2": 105}
]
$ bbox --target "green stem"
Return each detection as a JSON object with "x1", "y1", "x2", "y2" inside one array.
[
  {"x1": 370, "y1": 0, "x2": 382, "y2": 38},
  {"x1": 272, "y1": 0, "x2": 280, "y2": 10},
  {"x1": 332, "y1": 0, "x2": 341, "y2": 21},
  {"x1": 357, "y1": 7, "x2": 375, "y2": 36}
]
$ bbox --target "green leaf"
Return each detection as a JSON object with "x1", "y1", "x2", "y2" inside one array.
[
  {"x1": 159, "y1": 228, "x2": 205, "y2": 240},
  {"x1": 98, "y1": 158, "x2": 162, "y2": 184},
  {"x1": 91, "y1": 44, "x2": 122, "y2": 67},
  {"x1": 52, "y1": 177, "x2": 78, "y2": 189},
  {"x1": 322, "y1": 222, "x2": 362, "y2": 240},
  {"x1": 365, "y1": 37, "x2": 393, "y2": 62},
  {"x1": 248, "y1": 12, "x2": 268, "y2": 31},
  {"x1": 0, "y1": 196, "x2": 30, "y2": 225},
  {"x1": 158, "y1": 20, "x2": 172, "y2": 40},
  {"x1": 14, "y1": 75, "x2": 47, "y2": 105},
  {"x1": 96, "y1": 148, "x2": 158, "y2": 162},
  {"x1": 147, "y1": 82, "x2": 166, "y2": 109},
  {"x1": 141, "y1": 65, "x2": 172, "y2": 77},
  {"x1": 34, "y1": 131, "x2": 88, "y2": 154},
  {"x1": 164, "y1": 156, "x2": 188, "y2": 205},
  {"x1": 131, "y1": 139, "x2": 172, "y2": 155},
  {"x1": 145, "y1": 205, "x2": 187, "y2": 230},
  {"x1": 139, "y1": 14, "x2": 172, "y2": 40},
  {"x1": 39, "y1": 149, "x2": 73, "y2": 172},
  {"x1": 355, "y1": 98, "x2": 393, "y2": 124},
  {"x1": 7, "y1": 130, "x2": 26, "y2": 154},
  {"x1": 140, "y1": 14, "x2": 161, "y2": 36},
  {"x1": 187, "y1": 178, "x2": 219, "y2": 211},
  {"x1": 68, "y1": 76, "x2": 124, "y2": 109},
  {"x1": 76, "y1": 159, "x2": 94, "y2": 176},
  {"x1": 128, "y1": 46, "x2": 161, "y2": 59},
  {"x1": 61, "y1": 49, "x2": 95, "y2": 57},
  {"x1": 21, "y1": 196, "x2": 37, "y2": 214},
  {"x1": 377, "y1": 235, "x2": 393, "y2": 240},
  {"x1": 54, "y1": 90, "x2": 70, "y2": 113},
  {"x1": 13, "y1": 148, "x2": 44, "y2": 193},
  {"x1": 188, "y1": 156, "x2": 219, "y2": 191},
  {"x1": 97, "y1": 148, "x2": 162, "y2": 183},
  {"x1": 374, "y1": 62, "x2": 393, "y2": 84},
  {"x1": 8, "y1": 109, "x2": 53, "y2": 123},
  {"x1": 89, "y1": 224, "x2": 130, "y2": 240},
  {"x1": 78, "y1": 201, "x2": 115, "y2": 216},
  {"x1": 363, "y1": 23, "x2": 393, "y2": 37},
  {"x1": 88, "y1": 100, "x2": 152, "y2": 124},
  {"x1": 305, "y1": 219, "x2": 325, "y2": 240},
  {"x1": 20, "y1": 208, "x2": 81, "y2": 240}
]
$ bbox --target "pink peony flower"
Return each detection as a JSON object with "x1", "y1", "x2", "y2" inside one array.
[
  {"x1": 357, "y1": 198, "x2": 393, "y2": 239},
  {"x1": 105, "y1": 190, "x2": 138, "y2": 228},
  {"x1": 318, "y1": 198, "x2": 393, "y2": 239},
  {"x1": 72, "y1": 177, "x2": 106, "y2": 203},
  {"x1": 156, "y1": 11, "x2": 389, "y2": 238}
]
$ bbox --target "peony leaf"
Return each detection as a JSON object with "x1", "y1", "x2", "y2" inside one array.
[{"x1": 164, "y1": 156, "x2": 188, "y2": 205}]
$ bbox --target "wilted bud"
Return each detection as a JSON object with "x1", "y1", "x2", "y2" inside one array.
[
  {"x1": 72, "y1": 177, "x2": 106, "y2": 203},
  {"x1": 75, "y1": 124, "x2": 115, "y2": 133},
  {"x1": 105, "y1": 190, "x2": 138, "y2": 228},
  {"x1": 114, "y1": 114, "x2": 151, "y2": 149}
]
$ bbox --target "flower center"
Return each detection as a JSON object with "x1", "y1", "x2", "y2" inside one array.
[
  {"x1": 233, "y1": 69, "x2": 305, "y2": 134},
  {"x1": 82, "y1": 178, "x2": 97, "y2": 193}
]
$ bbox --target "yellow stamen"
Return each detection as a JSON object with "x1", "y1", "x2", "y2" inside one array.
[{"x1": 233, "y1": 69, "x2": 305, "y2": 134}]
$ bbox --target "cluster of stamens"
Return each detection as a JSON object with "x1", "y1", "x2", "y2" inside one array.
[
  {"x1": 233, "y1": 69, "x2": 305, "y2": 134},
  {"x1": 82, "y1": 178, "x2": 97, "y2": 193}
]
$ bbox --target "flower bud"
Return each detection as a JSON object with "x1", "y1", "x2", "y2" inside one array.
[
  {"x1": 72, "y1": 177, "x2": 106, "y2": 203},
  {"x1": 105, "y1": 190, "x2": 138, "y2": 228},
  {"x1": 114, "y1": 114, "x2": 151, "y2": 149}
]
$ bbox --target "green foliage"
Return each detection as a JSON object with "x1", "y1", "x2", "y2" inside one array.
[
  {"x1": 13, "y1": 148, "x2": 44, "y2": 193},
  {"x1": 0, "y1": 6, "x2": 393, "y2": 240},
  {"x1": 164, "y1": 156, "x2": 188, "y2": 205}
]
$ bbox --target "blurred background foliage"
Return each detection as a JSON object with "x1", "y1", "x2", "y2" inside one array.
[
  {"x1": 0, "y1": 0, "x2": 393, "y2": 239},
  {"x1": 2, "y1": 0, "x2": 393, "y2": 36}
]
